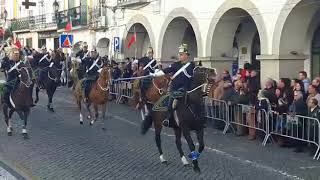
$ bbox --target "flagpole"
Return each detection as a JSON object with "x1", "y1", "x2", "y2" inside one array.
[{"x1": 134, "y1": 25, "x2": 137, "y2": 60}]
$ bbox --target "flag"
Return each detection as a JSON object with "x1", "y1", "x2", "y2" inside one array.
[
  {"x1": 15, "y1": 39, "x2": 22, "y2": 49},
  {"x1": 127, "y1": 32, "x2": 136, "y2": 49},
  {"x1": 65, "y1": 17, "x2": 72, "y2": 32},
  {"x1": 0, "y1": 28, "x2": 5, "y2": 37}
]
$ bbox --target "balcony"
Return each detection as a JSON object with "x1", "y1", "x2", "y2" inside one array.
[
  {"x1": 56, "y1": 6, "x2": 88, "y2": 30},
  {"x1": 11, "y1": 17, "x2": 31, "y2": 31},
  {"x1": 117, "y1": 0, "x2": 150, "y2": 8},
  {"x1": 88, "y1": 7, "x2": 108, "y2": 30},
  {"x1": 29, "y1": 14, "x2": 57, "y2": 30}
]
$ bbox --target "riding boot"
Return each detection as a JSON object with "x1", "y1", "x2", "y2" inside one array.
[{"x1": 163, "y1": 96, "x2": 174, "y2": 127}]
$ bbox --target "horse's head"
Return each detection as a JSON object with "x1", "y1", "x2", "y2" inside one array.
[
  {"x1": 190, "y1": 67, "x2": 218, "y2": 97},
  {"x1": 18, "y1": 63, "x2": 33, "y2": 88},
  {"x1": 145, "y1": 74, "x2": 170, "y2": 103},
  {"x1": 98, "y1": 66, "x2": 111, "y2": 83},
  {"x1": 48, "y1": 62, "x2": 61, "y2": 83}
]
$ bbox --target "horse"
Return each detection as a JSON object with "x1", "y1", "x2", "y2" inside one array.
[
  {"x1": 70, "y1": 60, "x2": 79, "y2": 90},
  {"x1": 34, "y1": 60, "x2": 62, "y2": 112},
  {"x1": 1, "y1": 62, "x2": 33, "y2": 139},
  {"x1": 140, "y1": 67, "x2": 216, "y2": 173},
  {"x1": 74, "y1": 65, "x2": 111, "y2": 125}
]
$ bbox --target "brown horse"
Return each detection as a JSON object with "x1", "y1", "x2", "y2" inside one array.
[
  {"x1": 70, "y1": 60, "x2": 79, "y2": 90},
  {"x1": 74, "y1": 66, "x2": 111, "y2": 125},
  {"x1": 137, "y1": 75, "x2": 193, "y2": 167},
  {"x1": 140, "y1": 67, "x2": 217, "y2": 172},
  {"x1": 1, "y1": 63, "x2": 33, "y2": 139}
]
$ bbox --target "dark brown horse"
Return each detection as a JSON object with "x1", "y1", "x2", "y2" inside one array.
[
  {"x1": 1, "y1": 63, "x2": 33, "y2": 138},
  {"x1": 74, "y1": 66, "x2": 111, "y2": 125},
  {"x1": 140, "y1": 67, "x2": 216, "y2": 172},
  {"x1": 138, "y1": 75, "x2": 192, "y2": 167}
]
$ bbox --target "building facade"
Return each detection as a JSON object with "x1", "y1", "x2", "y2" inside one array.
[{"x1": 2, "y1": 0, "x2": 320, "y2": 81}]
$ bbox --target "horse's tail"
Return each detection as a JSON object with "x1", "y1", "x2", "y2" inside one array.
[{"x1": 141, "y1": 115, "x2": 153, "y2": 135}]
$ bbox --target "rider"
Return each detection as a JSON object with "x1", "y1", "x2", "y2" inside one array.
[
  {"x1": 151, "y1": 44, "x2": 195, "y2": 127},
  {"x1": 138, "y1": 47, "x2": 157, "y2": 113},
  {"x1": 75, "y1": 42, "x2": 89, "y2": 80},
  {"x1": 83, "y1": 48, "x2": 103, "y2": 103},
  {"x1": 37, "y1": 46, "x2": 51, "y2": 89},
  {"x1": 1, "y1": 48, "x2": 21, "y2": 107}
]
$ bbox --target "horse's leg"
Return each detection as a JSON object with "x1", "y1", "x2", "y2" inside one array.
[
  {"x1": 17, "y1": 111, "x2": 28, "y2": 139},
  {"x1": 77, "y1": 98, "x2": 84, "y2": 125},
  {"x1": 182, "y1": 129, "x2": 201, "y2": 173},
  {"x1": 173, "y1": 128, "x2": 189, "y2": 166},
  {"x1": 101, "y1": 103, "x2": 107, "y2": 120},
  {"x1": 47, "y1": 86, "x2": 56, "y2": 112},
  {"x1": 155, "y1": 124, "x2": 167, "y2": 164},
  {"x1": 35, "y1": 86, "x2": 40, "y2": 103},
  {"x1": 90, "y1": 104, "x2": 98, "y2": 125},
  {"x1": 3, "y1": 105, "x2": 12, "y2": 136},
  {"x1": 196, "y1": 129, "x2": 205, "y2": 154},
  {"x1": 86, "y1": 102, "x2": 92, "y2": 120}
]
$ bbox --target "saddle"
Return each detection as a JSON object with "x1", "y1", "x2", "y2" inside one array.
[{"x1": 152, "y1": 91, "x2": 185, "y2": 112}]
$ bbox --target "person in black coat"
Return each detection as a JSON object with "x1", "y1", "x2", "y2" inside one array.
[{"x1": 247, "y1": 70, "x2": 260, "y2": 105}]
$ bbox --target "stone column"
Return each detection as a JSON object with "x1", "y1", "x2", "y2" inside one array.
[{"x1": 257, "y1": 54, "x2": 307, "y2": 82}]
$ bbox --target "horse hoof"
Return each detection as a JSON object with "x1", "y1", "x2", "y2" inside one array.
[
  {"x1": 159, "y1": 155, "x2": 168, "y2": 164},
  {"x1": 47, "y1": 108, "x2": 54, "y2": 112},
  {"x1": 89, "y1": 122, "x2": 93, "y2": 126},
  {"x1": 87, "y1": 115, "x2": 91, "y2": 119},
  {"x1": 7, "y1": 132, "x2": 12, "y2": 136},
  {"x1": 80, "y1": 121, "x2": 84, "y2": 125},
  {"x1": 181, "y1": 156, "x2": 190, "y2": 166},
  {"x1": 34, "y1": 99, "x2": 39, "y2": 103}
]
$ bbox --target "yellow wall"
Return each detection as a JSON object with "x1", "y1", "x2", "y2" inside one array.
[
  {"x1": 13, "y1": 0, "x2": 17, "y2": 18},
  {"x1": 64, "y1": 0, "x2": 68, "y2": 10}
]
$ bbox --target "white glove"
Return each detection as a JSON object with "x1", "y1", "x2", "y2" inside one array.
[
  {"x1": 152, "y1": 70, "x2": 165, "y2": 77},
  {"x1": 98, "y1": 68, "x2": 102, "y2": 73}
]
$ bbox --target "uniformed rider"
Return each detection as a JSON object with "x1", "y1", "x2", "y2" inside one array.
[
  {"x1": 75, "y1": 42, "x2": 90, "y2": 80},
  {"x1": 1, "y1": 48, "x2": 22, "y2": 107},
  {"x1": 37, "y1": 46, "x2": 51, "y2": 89},
  {"x1": 83, "y1": 48, "x2": 103, "y2": 103},
  {"x1": 151, "y1": 44, "x2": 195, "y2": 127},
  {"x1": 139, "y1": 47, "x2": 157, "y2": 109}
]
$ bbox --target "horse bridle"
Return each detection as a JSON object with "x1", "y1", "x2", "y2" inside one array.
[
  {"x1": 19, "y1": 67, "x2": 32, "y2": 88},
  {"x1": 152, "y1": 78, "x2": 165, "y2": 95},
  {"x1": 97, "y1": 67, "x2": 111, "y2": 92}
]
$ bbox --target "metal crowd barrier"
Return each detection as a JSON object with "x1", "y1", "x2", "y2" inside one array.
[
  {"x1": 266, "y1": 111, "x2": 320, "y2": 160},
  {"x1": 204, "y1": 97, "x2": 229, "y2": 134},
  {"x1": 203, "y1": 97, "x2": 320, "y2": 159},
  {"x1": 110, "y1": 80, "x2": 134, "y2": 104}
]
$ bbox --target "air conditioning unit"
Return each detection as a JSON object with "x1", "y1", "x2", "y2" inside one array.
[{"x1": 100, "y1": 16, "x2": 107, "y2": 27}]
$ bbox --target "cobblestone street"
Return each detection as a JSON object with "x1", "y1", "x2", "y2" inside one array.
[{"x1": 0, "y1": 88, "x2": 319, "y2": 180}]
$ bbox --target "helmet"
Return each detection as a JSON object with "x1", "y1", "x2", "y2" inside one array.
[
  {"x1": 178, "y1": 43, "x2": 189, "y2": 56},
  {"x1": 81, "y1": 42, "x2": 88, "y2": 49}
]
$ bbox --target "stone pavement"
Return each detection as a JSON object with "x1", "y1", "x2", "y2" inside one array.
[{"x1": 0, "y1": 87, "x2": 319, "y2": 180}]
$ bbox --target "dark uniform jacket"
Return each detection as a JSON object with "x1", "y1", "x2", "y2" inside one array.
[
  {"x1": 76, "y1": 50, "x2": 90, "y2": 71},
  {"x1": 163, "y1": 61, "x2": 195, "y2": 91},
  {"x1": 138, "y1": 57, "x2": 157, "y2": 75},
  {"x1": 2, "y1": 59, "x2": 20, "y2": 84},
  {"x1": 85, "y1": 56, "x2": 103, "y2": 79},
  {"x1": 37, "y1": 53, "x2": 51, "y2": 68}
]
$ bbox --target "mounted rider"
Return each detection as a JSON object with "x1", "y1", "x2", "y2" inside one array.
[
  {"x1": 1, "y1": 47, "x2": 22, "y2": 107},
  {"x1": 151, "y1": 44, "x2": 195, "y2": 127},
  {"x1": 75, "y1": 42, "x2": 90, "y2": 80},
  {"x1": 34, "y1": 46, "x2": 51, "y2": 89},
  {"x1": 82, "y1": 47, "x2": 103, "y2": 103},
  {"x1": 138, "y1": 47, "x2": 157, "y2": 111}
]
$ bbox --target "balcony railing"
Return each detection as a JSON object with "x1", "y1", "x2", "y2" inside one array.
[
  {"x1": 56, "y1": 6, "x2": 87, "y2": 30},
  {"x1": 117, "y1": 0, "x2": 150, "y2": 7},
  {"x1": 11, "y1": 17, "x2": 31, "y2": 31},
  {"x1": 29, "y1": 14, "x2": 57, "y2": 30},
  {"x1": 88, "y1": 6, "x2": 108, "y2": 30}
]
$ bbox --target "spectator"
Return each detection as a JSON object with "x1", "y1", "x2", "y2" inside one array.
[
  {"x1": 234, "y1": 80, "x2": 250, "y2": 136},
  {"x1": 311, "y1": 78, "x2": 320, "y2": 93},
  {"x1": 262, "y1": 78, "x2": 277, "y2": 109},
  {"x1": 222, "y1": 70, "x2": 232, "y2": 82},
  {"x1": 306, "y1": 85, "x2": 320, "y2": 106},
  {"x1": 111, "y1": 60, "x2": 121, "y2": 79},
  {"x1": 307, "y1": 98, "x2": 320, "y2": 155},
  {"x1": 288, "y1": 90, "x2": 308, "y2": 153},
  {"x1": 298, "y1": 71, "x2": 310, "y2": 94},
  {"x1": 247, "y1": 70, "x2": 260, "y2": 105},
  {"x1": 276, "y1": 78, "x2": 294, "y2": 114}
]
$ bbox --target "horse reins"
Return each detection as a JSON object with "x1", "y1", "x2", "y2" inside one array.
[{"x1": 152, "y1": 79, "x2": 165, "y2": 95}]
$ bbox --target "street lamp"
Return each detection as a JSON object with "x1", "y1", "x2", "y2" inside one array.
[
  {"x1": 53, "y1": 0, "x2": 59, "y2": 23},
  {"x1": 3, "y1": 9, "x2": 7, "y2": 22}
]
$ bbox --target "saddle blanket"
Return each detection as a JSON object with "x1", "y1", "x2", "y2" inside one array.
[{"x1": 152, "y1": 94, "x2": 170, "y2": 112}]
